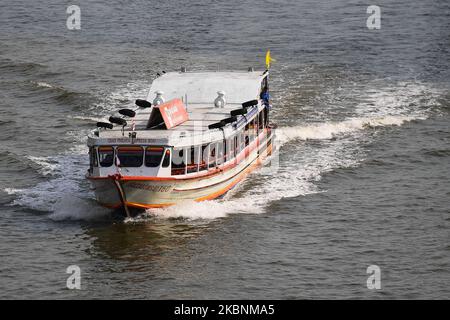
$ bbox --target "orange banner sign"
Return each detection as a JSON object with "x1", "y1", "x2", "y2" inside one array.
[{"x1": 157, "y1": 98, "x2": 189, "y2": 129}]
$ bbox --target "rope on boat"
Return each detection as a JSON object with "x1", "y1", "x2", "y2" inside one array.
[{"x1": 109, "y1": 174, "x2": 131, "y2": 218}]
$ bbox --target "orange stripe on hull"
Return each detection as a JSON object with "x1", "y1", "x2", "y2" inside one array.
[
  {"x1": 126, "y1": 201, "x2": 174, "y2": 209},
  {"x1": 194, "y1": 154, "x2": 263, "y2": 202},
  {"x1": 98, "y1": 201, "x2": 173, "y2": 209}
]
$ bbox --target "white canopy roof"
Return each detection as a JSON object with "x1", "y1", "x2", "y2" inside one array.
[{"x1": 147, "y1": 70, "x2": 267, "y2": 105}]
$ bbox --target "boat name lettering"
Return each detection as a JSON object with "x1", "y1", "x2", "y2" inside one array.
[
  {"x1": 127, "y1": 182, "x2": 172, "y2": 192},
  {"x1": 106, "y1": 138, "x2": 154, "y2": 143}
]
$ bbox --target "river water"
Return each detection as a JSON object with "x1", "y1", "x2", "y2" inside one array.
[{"x1": 0, "y1": 0, "x2": 449, "y2": 299}]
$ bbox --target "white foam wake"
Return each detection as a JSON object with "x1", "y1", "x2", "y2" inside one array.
[
  {"x1": 276, "y1": 115, "x2": 421, "y2": 144},
  {"x1": 26, "y1": 156, "x2": 60, "y2": 176},
  {"x1": 145, "y1": 109, "x2": 431, "y2": 220},
  {"x1": 4, "y1": 153, "x2": 106, "y2": 220},
  {"x1": 4, "y1": 81, "x2": 152, "y2": 221},
  {"x1": 35, "y1": 81, "x2": 54, "y2": 88}
]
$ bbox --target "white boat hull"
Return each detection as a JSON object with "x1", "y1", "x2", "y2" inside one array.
[{"x1": 88, "y1": 133, "x2": 274, "y2": 210}]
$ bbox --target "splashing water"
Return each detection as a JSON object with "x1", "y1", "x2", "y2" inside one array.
[
  {"x1": 35, "y1": 81, "x2": 54, "y2": 89},
  {"x1": 276, "y1": 115, "x2": 420, "y2": 143},
  {"x1": 3, "y1": 81, "x2": 151, "y2": 220}
]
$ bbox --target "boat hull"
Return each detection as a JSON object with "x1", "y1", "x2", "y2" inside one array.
[{"x1": 88, "y1": 134, "x2": 274, "y2": 210}]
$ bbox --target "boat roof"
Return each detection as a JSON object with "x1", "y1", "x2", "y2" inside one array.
[
  {"x1": 89, "y1": 70, "x2": 267, "y2": 147},
  {"x1": 147, "y1": 70, "x2": 267, "y2": 104}
]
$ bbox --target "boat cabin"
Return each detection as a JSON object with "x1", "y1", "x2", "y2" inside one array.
[{"x1": 87, "y1": 69, "x2": 271, "y2": 179}]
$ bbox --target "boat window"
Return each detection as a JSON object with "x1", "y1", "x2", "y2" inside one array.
[
  {"x1": 249, "y1": 119, "x2": 256, "y2": 141},
  {"x1": 208, "y1": 143, "x2": 217, "y2": 168},
  {"x1": 162, "y1": 149, "x2": 171, "y2": 168},
  {"x1": 199, "y1": 145, "x2": 208, "y2": 171},
  {"x1": 249, "y1": 119, "x2": 254, "y2": 130},
  {"x1": 259, "y1": 110, "x2": 265, "y2": 129},
  {"x1": 217, "y1": 141, "x2": 224, "y2": 165},
  {"x1": 94, "y1": 148, "x2": 98, "y2": 167},
  {"x1": 226, "y1": 139, "x2": 230, "y2": 161},
  {"x1": 238, "y1": 133, "x2": 245, "y2": 153},
  {"x1": 117, "y1": 146, "x2": 143, "y2": 167},
  {"x1": 187, "y1": 146, "x2": 199, "y2": 174},
  {"x1": 145, "y1": 146, "x2": 164, "y2": 167},
  {"x1": 244, "y1": 124, "x2": 250, "y2": 147},
  {"x1": 264, "y1": 107, "x2": 269, "y2": 126},
  {"x1": 225, "y1": 139, "x2": 231, "y2": 161},
  {"x1": 98, "y1": 146, "x2": 114, "y2": 167},
  {"x1": 89, "y1": 147, "x2": 98, "y2": 169},
  {"x1": 233, "y1": 136, "x2": 238, "y2": 158},
  {"x1": 244, "y1": 124, "x2": 250, "y2": 146},
  {"x1": 171, "y1": 148, "x2": 186, "y2": 175},
  {"x1": 229, "y1": 138, "x2": 234, "y2": 157}
]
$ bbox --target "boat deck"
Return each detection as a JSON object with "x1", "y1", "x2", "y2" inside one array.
[
  {"x1": 97, "y1": 103, "x2": 243, "y2": 140},
  {"x1": 133, "y1": 103, "x2": 242, "y2": 131},
  {"x1": 92, "y1": 70, "x2": 267, "y2": 142}
]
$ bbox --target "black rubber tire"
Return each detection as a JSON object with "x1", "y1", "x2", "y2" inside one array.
[
  {"x1": 208, "y1": 121, "x2": 226, "y2": 130},
  {"x1": 242, "y1": 99, "x2": 258, "y2": 108},
  {"x1": 109, "y1": 116, "x2": 127, "y2": 126},
  {"x1": 135, "y1": 99, "x2": 152, "y2": 108},
  {"x1": 97, "y1": 122, "x2": 113, "y2": 129},
  {"x1": 230, "y1": 108, "x2": 247, "y2": 116},
  {"x1": 119, "y1": 109, "x2": 136, "y2": 117},
  {"x1": 222, "y1": 116, "x2": 238, "y2": 124}
]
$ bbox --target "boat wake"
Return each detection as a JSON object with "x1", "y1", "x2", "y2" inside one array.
[
  {"x1": 277, "y1": 115, "x2": 420, "y2": 143},
  {"x1": 3, "y1": 153, "x2": 105, "y2": 220},
  {"x1": 143, "y1": 113, "x2": 426, "y2": 221}
]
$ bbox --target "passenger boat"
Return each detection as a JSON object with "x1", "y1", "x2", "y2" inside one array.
[{"x1": 86, "y1": 67, "x2": 275, "y2": 216}]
